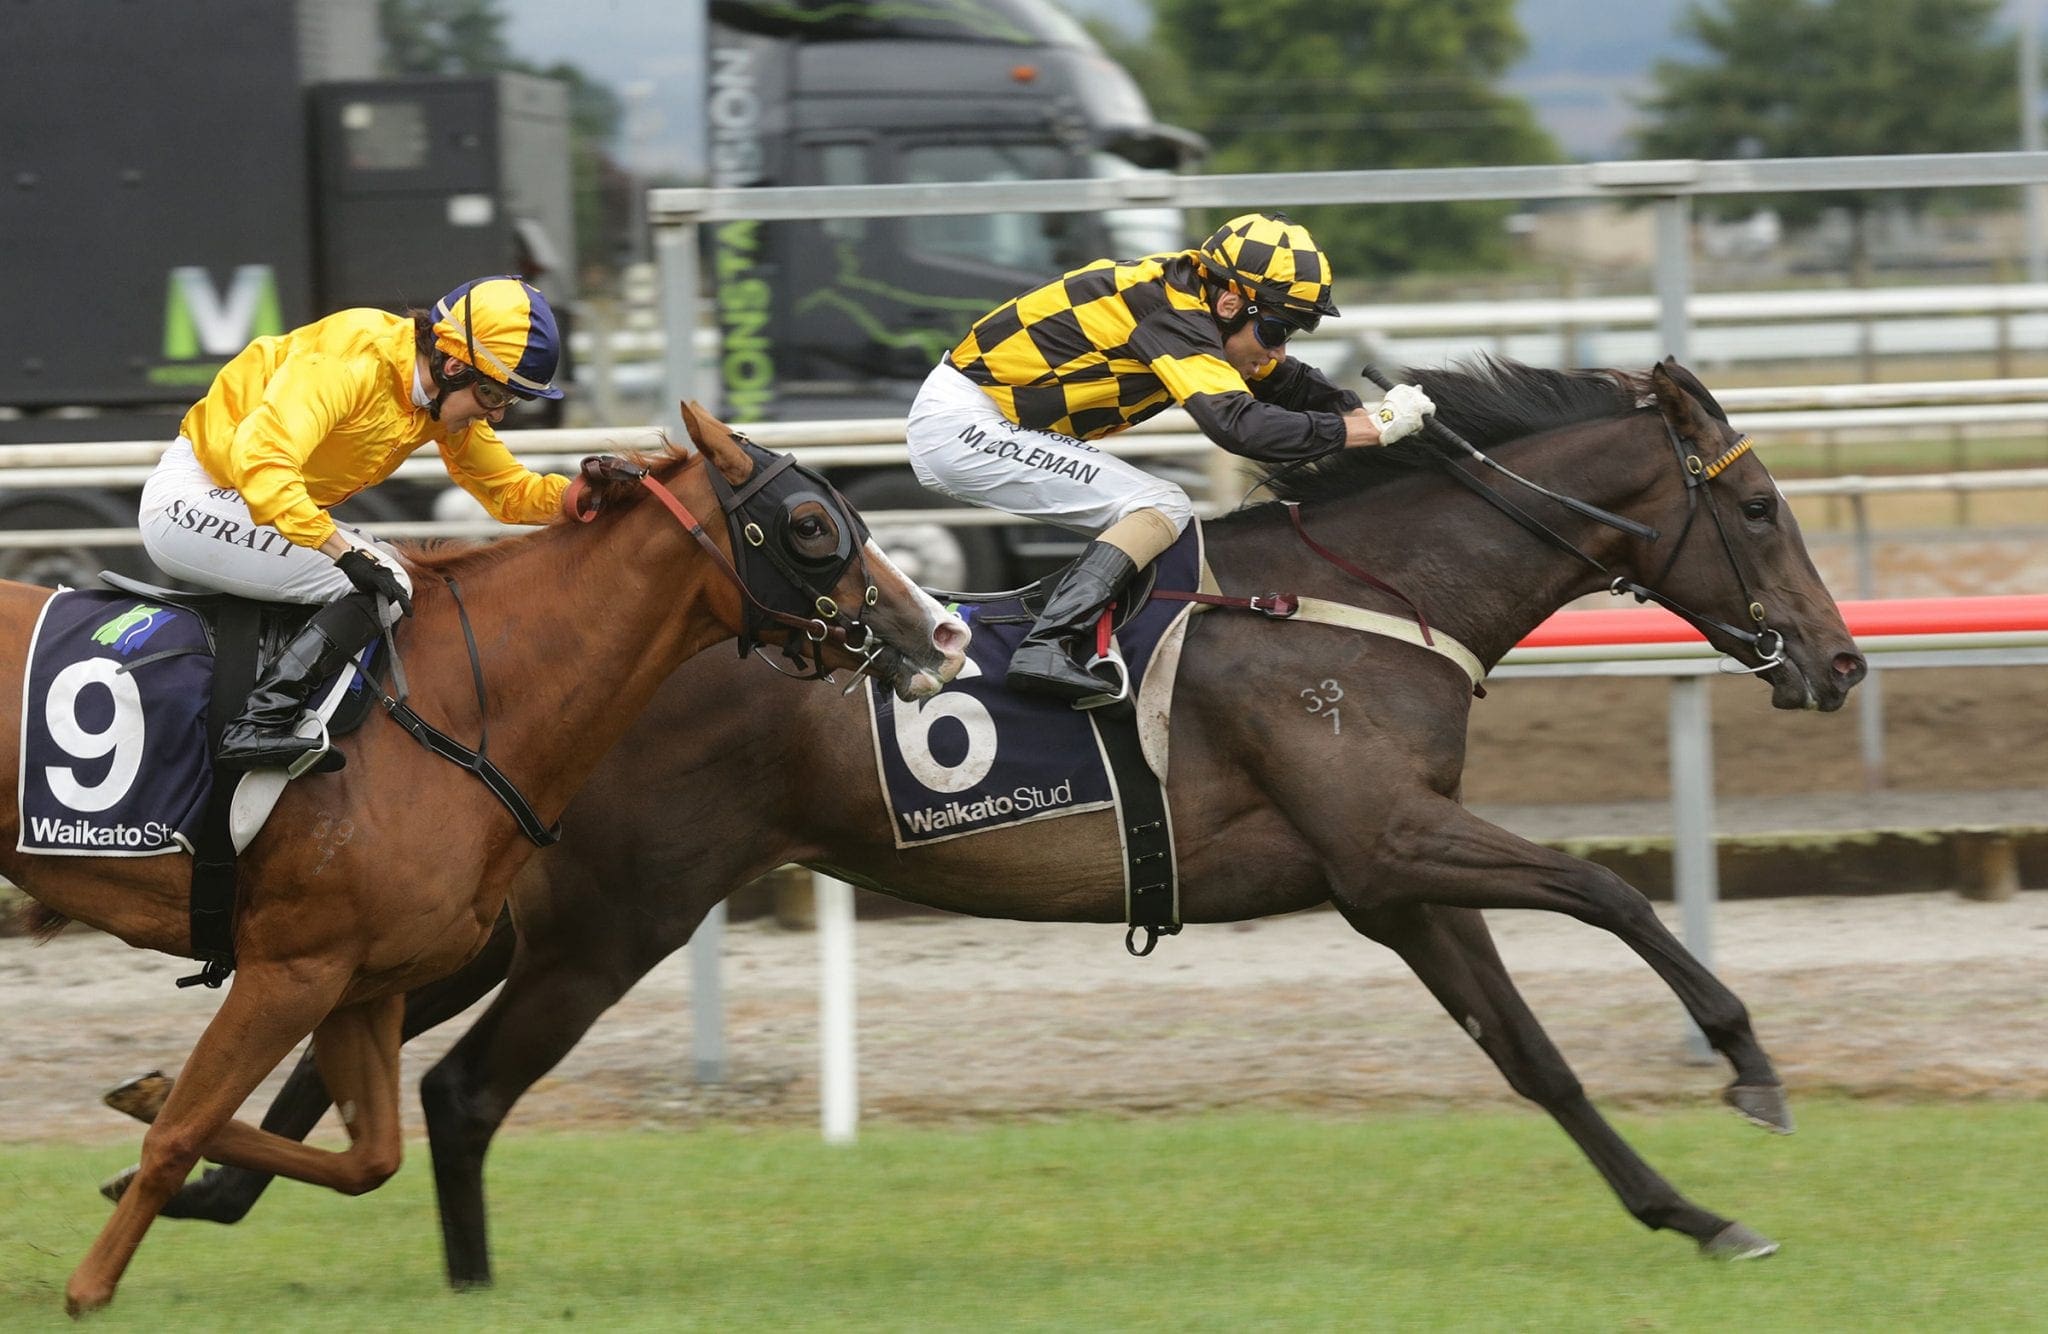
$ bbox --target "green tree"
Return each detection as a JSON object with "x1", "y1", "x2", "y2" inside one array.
[
  {"x1": 378, "y1": 0, "x2": 627, "y2": 282},
  {"x1": 1101, "y1": 0, "x2": 1559, "y2": 283},
  {"x1": 1637, "y1": 0, "x2": 2019, "y2": 281}
]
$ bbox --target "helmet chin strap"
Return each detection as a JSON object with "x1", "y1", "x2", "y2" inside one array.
[{"x1": 423, "y1": 353, "x2": 466, "y2": 422}]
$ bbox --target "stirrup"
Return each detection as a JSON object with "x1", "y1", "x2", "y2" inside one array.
[
  {"x1": 283, "y1": 716, "x2": 335, "y2": 779},
  {"x1": 1075, "y1": 646, "x2": 1130, "y2": 711}
]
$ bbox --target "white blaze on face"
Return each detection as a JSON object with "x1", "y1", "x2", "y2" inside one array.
[{"x1": 864, "y1": 539, "x2": 969, "y2": 686}]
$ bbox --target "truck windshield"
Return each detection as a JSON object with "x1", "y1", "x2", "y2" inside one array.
[{"x1": 902, "y1": 142, "x2": 1075, "y2": 271}]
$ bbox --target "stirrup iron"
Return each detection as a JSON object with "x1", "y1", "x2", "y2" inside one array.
[{"x1": 1076, "y1": 645, "x2": 1131, "y2": 711}]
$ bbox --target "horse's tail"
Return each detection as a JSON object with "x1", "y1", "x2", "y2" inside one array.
[{"x1": 21, "y1": 902, "x2": 70, "y2": 943}]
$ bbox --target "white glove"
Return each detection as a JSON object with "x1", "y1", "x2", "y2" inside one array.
[{"x1": 1370, "y1": 383, "x2": 1436, "y2": 445}]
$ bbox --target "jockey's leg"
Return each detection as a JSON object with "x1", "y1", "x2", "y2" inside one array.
[
  {"x1": 1006, "y1": 507, "x2": 1179, "y2": 701},
  {"x1": 215, "y1": 592, "x2": 385, "y2": 771}
]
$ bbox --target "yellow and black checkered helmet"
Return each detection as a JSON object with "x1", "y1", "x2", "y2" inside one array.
[{"x1": 1196, "y1": 212, "x2": 1339, "y2": 329}]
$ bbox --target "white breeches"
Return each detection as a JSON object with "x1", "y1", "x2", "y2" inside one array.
[
  {"x1": 904, "y1": 362, "x2": 1194, "y2": 537},
  {"x1": 139, "y1": 437, "x2": 412, "y2": 619}
]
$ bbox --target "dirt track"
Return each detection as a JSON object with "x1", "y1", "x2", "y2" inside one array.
[{"x1": 2, "y1": 886, "x2": 2042, "y2": 1144}]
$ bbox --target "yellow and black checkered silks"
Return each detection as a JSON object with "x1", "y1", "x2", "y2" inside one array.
[
  {"x1": 947, "y1": 252, "x2": 1360, "y2": 461},
  {"x1": 1197, "y1": 212, "x2": 1339, "y2": 320}
]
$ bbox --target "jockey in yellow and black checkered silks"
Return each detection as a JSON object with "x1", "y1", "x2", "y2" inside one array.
[{"x1": 911, "y1": 208, "x2": 1434, "y2": 705}]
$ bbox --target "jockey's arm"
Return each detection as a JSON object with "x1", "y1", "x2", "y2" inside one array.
[
  {"x1": 437, "y1": 421, "x2": 571, "y2": 525},
  {"x1": 1132, "y1": 311, "x2": 1348, "y2": 463},
  {"x1": 224, "y1": 355, "x2": 355, "y2": 552}
]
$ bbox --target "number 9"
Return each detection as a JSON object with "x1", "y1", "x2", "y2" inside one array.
[{"x1": 43, "y1": 659, "x2": 146, "y2": 814}]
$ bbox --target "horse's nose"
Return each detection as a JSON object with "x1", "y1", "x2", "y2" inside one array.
[{"x1": 1833, "y1": 651, "x2": 1867, "y2": 689}]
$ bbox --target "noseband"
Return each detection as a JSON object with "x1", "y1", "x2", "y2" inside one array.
[{"x1": 566, "y1": 446, "x2": 880, "y2": 680}]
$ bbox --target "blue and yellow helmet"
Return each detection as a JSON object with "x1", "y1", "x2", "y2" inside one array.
[{"x1": 432, "y1": 276, "x2": 565, "y2": 401}]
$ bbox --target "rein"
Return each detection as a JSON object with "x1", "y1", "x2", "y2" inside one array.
[
  {"x1": 362, "y1": 578, "x2": 561, "y2": 847},
  {"x1": 1374, "y1": 370, "x2": 1786, "y2": 673}
]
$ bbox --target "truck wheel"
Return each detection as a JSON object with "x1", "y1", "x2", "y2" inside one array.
[
  {"x1": 839, "y1": 472, "x2": 1004, "y2": 593},
  {"x1": 0, "y1": 494, "x2": 152, "y2": 591}
]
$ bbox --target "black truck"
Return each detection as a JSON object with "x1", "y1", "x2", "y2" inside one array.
[{"x1": 706, "y1": 0, "x2": 1203, "y2": 588}]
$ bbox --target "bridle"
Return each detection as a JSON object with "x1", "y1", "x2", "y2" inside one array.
[
  {"x1": 1363, "y1": 369, "x2": 1786, "y2": 674},
  {"x1": 1629, "y1": 424, "x2": 1784, "y2": 673},
  {"x1": 564, "y1": 442, "x2": 881, "y2": 681}
]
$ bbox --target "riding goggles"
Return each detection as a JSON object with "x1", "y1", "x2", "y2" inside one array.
[
  {"x1": 1248, "y1": 303, "x2": 1320, "y2": 349},
  {"x1": 468, "y1": 375, "x2": 519, "y2": 410}
]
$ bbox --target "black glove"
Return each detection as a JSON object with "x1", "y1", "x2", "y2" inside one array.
[
  {"x1": 580, "y1": 454, "x2": 647, "y2": 486},
  {"x1": 336, "y1": 548, "x2": 414, "y2": 618}
]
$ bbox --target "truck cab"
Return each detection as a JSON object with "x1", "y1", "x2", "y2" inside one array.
[{"x1": 708, "y1": 0, "x2": 1204, "y2": 589}]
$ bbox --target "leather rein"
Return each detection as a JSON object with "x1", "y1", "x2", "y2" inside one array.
[{"x1": 1155, "y1": 408, "x2": 1782, "y2": 685}]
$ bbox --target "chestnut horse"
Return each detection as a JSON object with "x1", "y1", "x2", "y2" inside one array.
[
  {"x1": 0, "y1": 405, "x2": 967, "y2": 1314},
  {"x1": 137, "y1": 360, "x2": 1865, "y2": 1278}
]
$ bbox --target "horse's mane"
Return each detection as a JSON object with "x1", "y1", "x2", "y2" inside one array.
[
  {"x1": 397, "y1": 441, "x2": 697, "y2": 573},
  {"x1": 1254, "y1": 356, "x2": 1727, "y2": 506}
]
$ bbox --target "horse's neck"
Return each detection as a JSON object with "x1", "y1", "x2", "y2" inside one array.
[
  {"x1": 404, "y1": 493, "x2": 734, "y2": 820},
  {"x1": 1217, "y1": 421, "x2": 1658, "y2": 667}
]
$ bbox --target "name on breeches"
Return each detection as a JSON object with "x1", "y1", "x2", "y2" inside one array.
[
  {"x1": 955, "y1": 426, "x2": 1101, "y2": 485},
  {"x1": 164, "y1": 498, "x2": 295, "y2": 556}
]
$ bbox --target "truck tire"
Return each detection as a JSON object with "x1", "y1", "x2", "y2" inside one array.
[
  {"x1": 0, "y1": 492, "x2": 155, "y2": 591},
  {"x1": 839, "y1": 471, "x2": 1005, "y2": 593}
]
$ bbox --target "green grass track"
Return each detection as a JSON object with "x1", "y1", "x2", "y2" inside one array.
[{"x1": 3, "y1": 1100, "x2": 2043, "y2": 1330}]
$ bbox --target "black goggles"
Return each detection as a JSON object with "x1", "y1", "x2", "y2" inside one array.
[{"x1": 1248, "y1": 304, "x2": 1319, "y2": 349}]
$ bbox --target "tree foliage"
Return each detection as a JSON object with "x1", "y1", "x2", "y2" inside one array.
[
  {"x1": 378, "y1": 0, "x2": 627, "y2": 280},
  {"x1": 1636, "y1": 0, "x2": 2018, "y2": 245},
  {"x1": 1097, "y1": 0, "x2": 1560, "y2": 281}
]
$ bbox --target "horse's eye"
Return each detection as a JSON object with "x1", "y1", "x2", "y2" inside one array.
[
  {"x1": 1740, "y1": 498, "x2": 1774, "y2": 522},
  {"x1": 793, "y1": 515, "x2": 829, "y2": 541}
]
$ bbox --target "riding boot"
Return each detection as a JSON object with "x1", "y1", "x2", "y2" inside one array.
[
  {"x1": 1005, "y1": 540, "x2": 1139, "y2": 702},
  {"x1": 215, "y1": 593, "x2": 382, "y2": 772}
]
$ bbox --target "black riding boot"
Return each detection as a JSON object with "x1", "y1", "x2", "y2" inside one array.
[
  {"x1": 215, "y1": 593, "x2": 382, "y2": 772},
  {"x1": 1005, "y1": 540, "x2": 1139, "y2": 702}
]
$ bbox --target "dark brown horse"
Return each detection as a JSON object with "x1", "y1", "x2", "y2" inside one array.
[
  {"x1": 1, "y1": 405, "x2": 968, "y2": 1314},
  {"x1": 131, "y1": 359, "x2": 1866, "y2": 1280}
]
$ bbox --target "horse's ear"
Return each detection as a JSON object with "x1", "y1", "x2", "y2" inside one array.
[
  {"x1": 1650, "y1": 358, "x2": 1723, "y2": 449},
  {"x1": 678, "y1": 400, "x2": 755, "y2": 487}
]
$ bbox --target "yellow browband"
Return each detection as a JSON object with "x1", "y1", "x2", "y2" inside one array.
[{"x1": 1699, "y1": 434, "x2": 1755, "y2": 481}]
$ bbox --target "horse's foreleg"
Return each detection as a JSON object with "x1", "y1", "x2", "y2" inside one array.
[
  {"x1": 65, "y1": 961, "x2": 349, "y2": 1316},
  {"x1": 1339, "y1": 900, "x2": 1774, "y2": 1257},
  {"x1": 175, "y1": 995, "x2": 407, "y2": 1195},
  {"x1": 134, "y1": 911, "x2": 520, "y2": 1223},
  {"x1": 1356, "y1": 793, "x2": 1782, "y2": 1117},
  {"x1": 422, "y1": 900, "x2": 714, "y2": 1288}
]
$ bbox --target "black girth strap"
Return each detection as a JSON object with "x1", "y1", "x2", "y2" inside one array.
[
  {"x1": 1090, "y1": 706, "x2": 1179, "y2": 956},
  {"x1": 373, "y1": 577, "x2": 561, "y2": 848},
  {"x1": 180, "y1": 599, "x2": 260, "y2": 989}
]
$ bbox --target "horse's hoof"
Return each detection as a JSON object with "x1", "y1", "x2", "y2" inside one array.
[
  {"x1": 1723, "y1": 1082, "x2": 1794, "y2": 1134},
  {"x1": 1699, "y1": 1221, "x2": 1779, "y2": 1261},
  {"x1": 98, "y1": 1166, "x2": 138, "y2": 1205},
  {"x1": 64, "y1": 1279, "x2": 114, "y2": 1317},
  {"x1": 102, "y1": 1071, "x2": 171, "y2": 1124}
]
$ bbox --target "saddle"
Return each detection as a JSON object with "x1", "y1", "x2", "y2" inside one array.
[{"x1": 97, "y1": 573, "x2": 381, "y2": 986}]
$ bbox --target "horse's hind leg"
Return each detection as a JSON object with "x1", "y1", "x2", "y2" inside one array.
[
  {"x1": 118, "y1": 910, "x2": 521, "y2": 1223},
  {"x1": 1339, "y1": 899, "x2": 1776, "y2": 1259},
  {"x1": 65, "y1": 960, "x2": 350, "y2": 1315},
  {"x1": 422, "y1": 893, "x2": 722, "y2": 1288},
  {"x1": 1355, "y1": 792, "x2": 1784, "y2": 1125}
]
